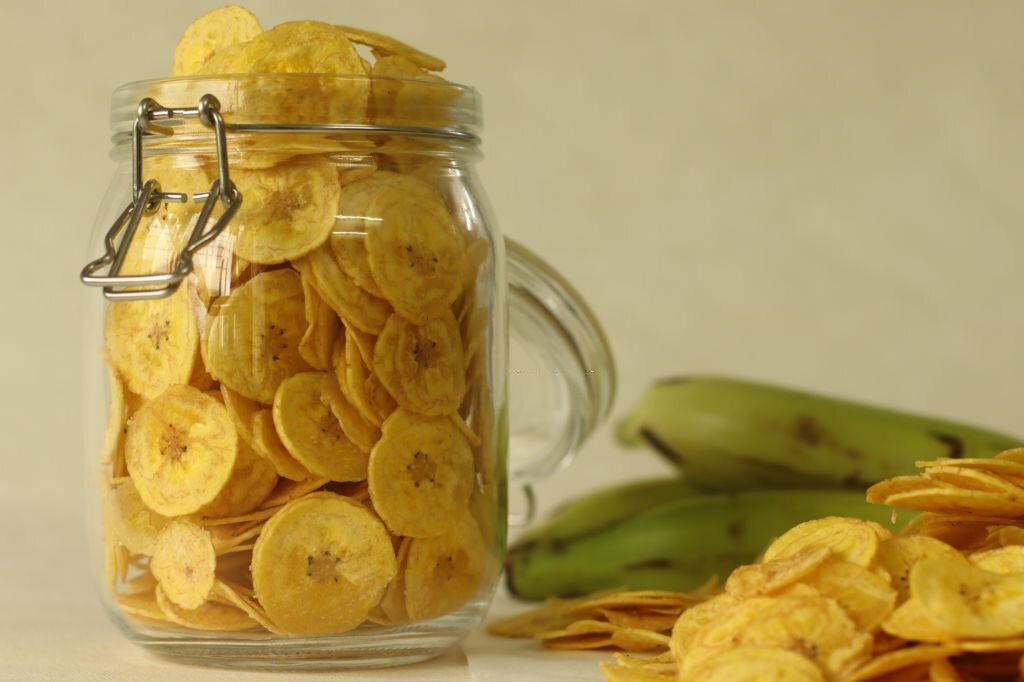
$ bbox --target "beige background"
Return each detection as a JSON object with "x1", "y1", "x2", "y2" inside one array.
[{"x1": 3, "y1": 1, "x2": 1023, "y2": 679}]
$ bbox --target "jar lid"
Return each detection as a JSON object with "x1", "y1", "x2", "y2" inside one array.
[{"x1": 110, "y1": 74, "x2": 481, "y2": 148}]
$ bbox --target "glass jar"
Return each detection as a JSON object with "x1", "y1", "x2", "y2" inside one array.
[{"x1": 80, "y1": 74, "x2": 614, "y2": 669}]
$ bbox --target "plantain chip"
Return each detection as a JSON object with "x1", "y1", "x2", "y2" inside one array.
[
  {"x1": 151, "y1": 520, "x2": 217, "y2": 610},
  {"x1": 373, "y1": 311, "x2": 465, "y2": 416},
  {"x1": 404, "y1": 511, "x2": 487, "y2": 622}
]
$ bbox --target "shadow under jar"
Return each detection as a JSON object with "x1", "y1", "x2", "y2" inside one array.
[{"x1": 80, "y1": 74, "x2": 615, "y2": 670}]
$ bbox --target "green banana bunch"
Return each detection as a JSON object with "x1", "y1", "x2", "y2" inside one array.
[
  {"x1": 506, "y1": 481, "x2": 903, "y2": 600},
  {"x1": 617, "y1": 376, "x2": 1020, "y2": 492}
]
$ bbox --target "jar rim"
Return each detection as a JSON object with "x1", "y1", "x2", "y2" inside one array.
[{"x1": 110, "y1": 74, "x2": 482, "y2": 140}]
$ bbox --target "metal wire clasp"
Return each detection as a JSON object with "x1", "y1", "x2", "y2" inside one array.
[{"x1": 80, "y1": 95, "x2": 242, "y2": 301}]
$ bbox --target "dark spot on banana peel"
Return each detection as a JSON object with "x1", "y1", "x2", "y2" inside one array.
[
  {"x1": 932, "y1": 432, "x2": 964, "y2": 459},
  {"x1": 638, "y1": 427, "x2": 685, "y2": 466},
  {"x1": 793, "y1": 415, "x2": 826, "y2": 446}
]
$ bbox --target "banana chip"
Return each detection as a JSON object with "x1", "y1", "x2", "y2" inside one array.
[
  {"x1": 298, "y1": 273, "x2": 340, "y2": 370},
  {"x1": 969, "y1": 545, "x2": 1024, "y2": 574},
  {"x1": 104, "y1": 283, "x2": 198, "y2": 400},
  {"x1": 330, "y1": 233, "x2": 383, "y2": 298},
  {"x1": 171, "y1": 6, "x2": 262, "y2": 76},
  {"x1": 368, "y1": 408, "x2": 474, "y2": 537},
  {"x1": 369, "y1": 537, "x2": 411, "y2": 626},
  {"x1": 373, "y1": 312, "x2": 466, "y2": 416},
  {"x1": 116, "y1": 590, "x2": 169, "y2": 624},
  {"x1": 251, "y1": 409, "x2": 314, "y2": 482},
  {"x1": 151, "y1": 520, "x2": 217, "y2": 610},
  {"x1": 203, "y1": 269, "x2": 311, "y2": 403},
  {"x1": 230, "y1": 156, "x2": 340, "y2": 265},
  {"x1": 300, "y1": 245, "x2": 392, "y2": 334},
  {"x1": 199, "y1": 440, "x2": 278, "y2": 519},
  {"x1": 125, "y1": 385, "x2": 237, "y2": 516},
  {"x1": 364, "y1": 176, "x2": 467, "y2": 324},
  {"x1": 873, "y1": 536, "x2": 967, "y2": 602},
  {"x1": 321, "y1": 371, "x2": 381, "y2": 453},
  {"x1": 336, "y1": 25, "x2": 445, "y2": 72},
  {"x1": 678, "y1": 647, "x2": 824, "y2": 682},
  {"x1": 404, "y1": 512, "x2": 487, "y2": 622},
  {"x1": 725, "y1": 546, "x2": 831, "y2": 599},
  {"x1": 251, "y1": 492, "x2": 396, "y2": 635},
  {"x1": 912, "y1": 557, "x2": 1024, "y2": 638},
  {"x1": 272, "y1": 372, "x2": 368, "y2": 482},
  {"x1": 105, "y1": 479, "x2": 170, "y2": 556},
  {"x1": 800, "y1": 559, "x2": 897, "y2": 631},
  {"x1": 762, "y1": 517, "x2": 893, "y2": 567},
  {"x1": 220, "y1": 384, "x2": 260, "y2": 445},
  {"x1": 155, "y1": 585, "x2": 258, "y2": 631}
]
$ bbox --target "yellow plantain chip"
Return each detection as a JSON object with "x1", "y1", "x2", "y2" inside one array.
[
  {"x1": 866, "y1": 476, "x2": 953, "y2": 504},
  {"x1": 259, "y1": 475, "x2": 328, "y2": 510},
  {"x1": 800, "y1": 558, "x2": 897, "y2": 631},
  {"x1": 330, "y1": 233, "x2": 384, "y2": 298},
  {"x1": 841, "y1": 644, "x2": 961, "y2": 682},
  {"x1": 251, "y1": 492, "x2": 397, "y2": 635},
  {"x1": 272, "y1": 371, "x2": 368, "y2": 482},
  {"x1": 151, "y1": 520, "x2": 217, "y2": 610},
  {"x1": 725, "y1": 546, "x2": 831, "y2": 599},
  {"x1": 301, "y1": 246, "x2": 393, "y2": 335},
  {"x1": 203, "y1": 268, "x2": 311, "y2": 403},
  {"x1": 220, "y1": 384, "x2": 260, "y2": 445},
  {"x1": 364, "y1": 176, "x2": 467, "y2": 325},
  {"x1": 343, "y1": 330, "x2": 395, "y2": 427},
  {"x1": 678, "y1": 647, "x2": 824, "y2": 682},
  {"x1": 373, "y1": 312, "x2": 466, "y2": 416},
  {"x1": 336, "y1": 25, "x2": 445, "y2": 71},
  {"x1": 486, "y1": 589, "x2": 626, "y2": 638},
  {"x1": 976, "y1": 525, "x2": 1024, "y2": 550},
  {"x1": 898, "y1": 513, "x2": 992, "y2": 551},
  {"x1": 230, "y1": 156, "x2": 340, "y2": 265},
  {"x1": 344, "y1": 321, "x2": 377, "y2": 369},
  {"x1": 251, "y1": 409, "x2": 314, "y2": 482},
  {"x1": 171, "y1": 6, "x2": 262, "y2": 76},
  {"x1": 321, "y1": 371, "x2": 381, "y2": 453},
  {"x1": 762, "y1": 517, "x2": 892, "y2": 567},
  {"x1": 105, "y1": 479, "x2": 170, "y2": 556},
  {"x1": 917, "y1": 456, "x2": 1024, "y2": 480},
  {"x1": 881, "y1": 597, "x2": 955, "y2": 642},
  {"x1": 298, "y1": 273, "x2": 340, "y2": 370},
  {"x1": 104, "y1": 283, "x2": 198, "y2": 400},
  {"x1": 538, "y1": 620, "x2": 670, "y2": 652},
  {"x1": 912, "y1": 557, "x2": 1024, "y2": 638},
  {"x1": 678, "y1": 592, "x2": 873, "y2": 680},
  {"x1": 370, "y1": 56, "x2": 454, "y2": 129},
  {"x1": 885, "y1": 487, "x2": 1024, "y2": 517},
  {"x1": 125, "y1": 385, "x2": 237, "y2": 516},
  {"x1": 369, "y1": 537, "x2": 411, "y2": 626},
  {"x1": 199, "y1": 439, "x2": 278, "y2": 519},
  {"x1": 368, "y1": 408, "x2": 474, "y2": 537},
  {"x1": 155, "y1": 584, "x2": 257, "y2": 631},
  {"x1": 210, "y1": 580, "x2": 285, "y2": 635},
  {"x1": 599, "y1": 661, "x2": 675, "y2": 682},
  {"x1": 873, "y1": 535, "x2": 968, "y2": 602},
  {"x1": 596, "y1": 609, "x2": 681, "y2": 633},
  {"x1": 923, "y1": 465, "x2": 1024, "y2": 495},
  {"x1": 669, "y1": 592, "x2": 738, "y2": 661},
  {"x1": 116, "y1": 590, "x2": 170, "y2": 624},
  {"x1": 404, "y1": 511, "x2": 487, "y2": 622},
  {"x1": 967, "y1": 545, "x2": 1024, "y2": 574}
]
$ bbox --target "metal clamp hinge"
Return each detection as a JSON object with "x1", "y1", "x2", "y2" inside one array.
[{"x1": 80, "y1": 95, "x2": 242, "y2": 301}]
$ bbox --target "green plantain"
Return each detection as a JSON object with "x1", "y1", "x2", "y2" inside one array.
[
  {"x1": 505, "y1": 484, "x2": 907, "y2": 600},
  {"x1": 617, "y1": 376, "x2": 1020, "y2": 492}
]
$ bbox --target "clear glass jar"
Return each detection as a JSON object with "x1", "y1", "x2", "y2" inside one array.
[{"x1": 80, "y1": 74, "x2": 614, "y2": 669}]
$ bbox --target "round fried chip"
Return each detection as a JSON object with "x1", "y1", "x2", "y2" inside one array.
[
  {"x1": 220, "y1": 384, "x2": 260, "y2": 445},
  {"x1": 368, "y1": 408, "x2": 474, "y2": 537},
  {"x1": 762, "y1": 517, "x2": 892, "y2": 567},
  {"x1": 969, "y1": 545, "x2": 1024, "y2": 575},
  {"x1": 125, "y1": 385, "x2": 237, "y2": 516},
  {"x1": 801, "y1": 558, "x2": 897, "y2": 631},
  {"x1": 373, "y1": 312, "x2": 465, "y2": 416},
  {"x1": 364, "y1": 176, "x2": 467, "y2": 324},
  {"x1": 171, "y1": 6, "x2": 262, "y2": 76},
  {"x1": 301, "y1": 244, "x2": 392, "y2": 334},
  {"x1": 105, "y1": 479, "x2": 170, "y2": 556},
  {"x1": 251, "y1": 492, "x2": 397, "y2": 635},
  {"x1": 104, "y1": 283, "x2": 198, "y2": 400},
  {"x1": 151, "y1": 520, "x2": 217, "y2": 610},
  {"x1": 725, "y1": 546, "x2": 831, "y2": 599},
  {"x1": 873, "y1": 536, "x2": 967, "y2": 602},
  {"x1": 678, "y1": 647, "x2": 824, "y2": 682},
  {"x1": 155, "y1": 584, "x2": 258, "y2": 631},
  {"x1": 404, "y1": 512, "x2": 487, "y2": 622},
  {"x1": 336, "y1": 25, "x2": 445, "y2": 71},
  {"x1": 297, "y1": 273, "x2": 340, "y2": 370},
  {"x1": 203, "y1": 268, "x2": 311, "y2": 403},
  {"x1": 272, "y1": 372, "x2": 369, "y2": 482},
  {"x1": 885, "y1": 487, "x2": 1024, "y2": 517},
  {"x1": 251, "y1": 409, "x2": 314, "y2": 482},
  {"x1": 321, "y1": 371, "x2": 381, "y2": 453},
  {"x1": 670, "y1": 593, "x2": 739, "y2": 661},
  {"x1": 330, "y1": 232, "x2": 383, "y2": 298},
  {"x1": 912, "y1": 557, "x2": 1024, "y2": 638},
  {"x1": 199, "y1": 440, "x2": 278, "y2": 519},
  {"x1": 680, "y1": 592, "x2": 873, "y2": 679},
  {"x1": 230, "y1": 156, "x2": 339, "y2": 265}
]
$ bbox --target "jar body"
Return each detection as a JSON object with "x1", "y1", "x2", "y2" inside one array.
[{"x1": 83, "y1": 127, "x2": 507, "y2": 667}]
